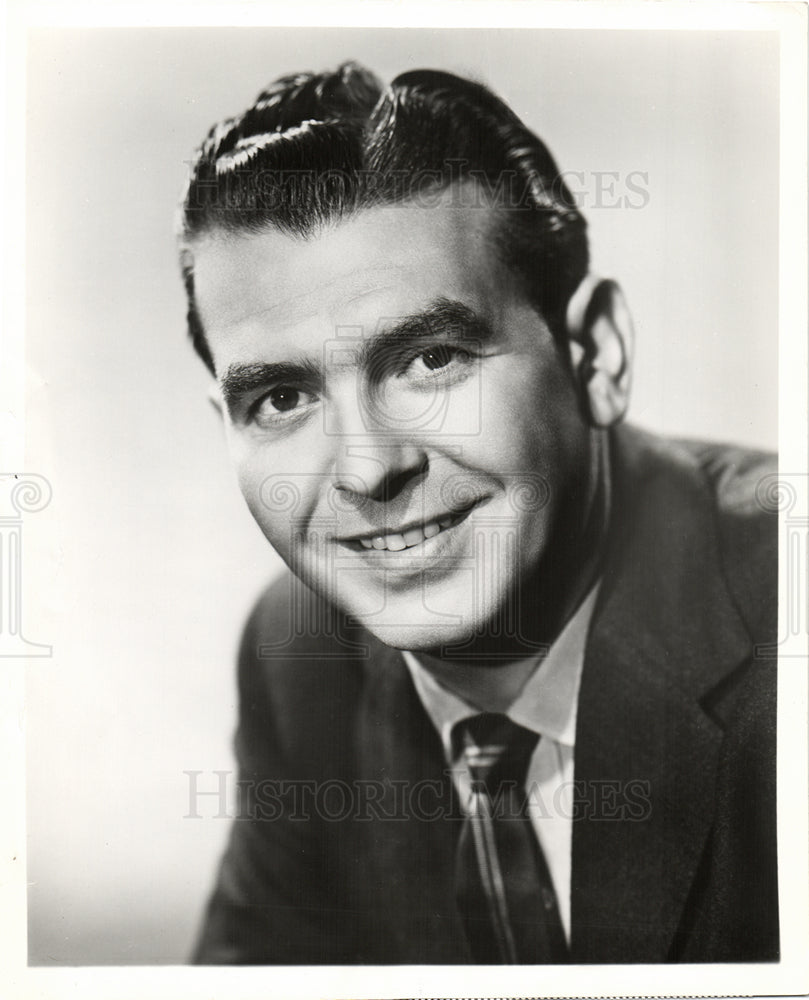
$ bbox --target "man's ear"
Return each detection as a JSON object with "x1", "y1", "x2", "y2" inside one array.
[{"x1": 565, "y1": 276, "x2": 634, "y2": 428}]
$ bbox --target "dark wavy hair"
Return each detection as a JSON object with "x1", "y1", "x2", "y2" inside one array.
[{"x1": 178, "y1": 62, "x2": 589, "y2": 373}]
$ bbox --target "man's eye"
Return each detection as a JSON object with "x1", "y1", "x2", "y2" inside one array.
[
  {"x1": 252, "y1": 385, "x2": 316, "y2": 423},
  {"x1": 420, "y1": 346, "x2": 454, "y2": 371},
  {"x1": 411, "y1": 345, "x2": 471, "y2": 373},
  {"x1": 268, "y1": 385, "x2": 303, "y2": 412}
]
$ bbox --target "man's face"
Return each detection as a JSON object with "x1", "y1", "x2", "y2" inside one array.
[{"x1": 193, "y1": 192, "x2": 592, "y2": 650}]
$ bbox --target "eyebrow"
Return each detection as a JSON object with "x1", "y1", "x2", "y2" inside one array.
[
  {"x1": 220, "y1": 359, "x2": 321, "y2": 414},
  {"x1": 358, "y1": 298, "x2": 494, "y2": 372},
  {"x1": 219, "y1": 298, "x2": 494, "y2": 415}
]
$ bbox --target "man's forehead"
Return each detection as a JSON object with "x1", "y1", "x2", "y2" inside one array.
[{"x1": 191, "y1": 192, "x2": 506, "y2": 342}]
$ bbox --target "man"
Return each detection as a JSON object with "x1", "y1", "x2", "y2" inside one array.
[{"x1": 178, "y1": 62, "x2": 778, "y2": 964}]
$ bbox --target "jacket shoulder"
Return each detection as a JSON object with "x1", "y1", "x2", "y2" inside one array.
[
  {"x1": 235, "y1": 572, "x2": 369, "y2": 776},
  {"x1": 239, "y1": 571, "x2": 367, "y2": 670},
  {"x1": 673, "y1": 436, "x2": 778, "y2": 649}
]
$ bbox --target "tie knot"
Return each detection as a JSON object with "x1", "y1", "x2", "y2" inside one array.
[{"x1": 452, "y1": 713, "x2": 539, "y2": 791}]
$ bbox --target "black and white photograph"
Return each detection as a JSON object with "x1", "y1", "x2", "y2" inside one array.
[{"x1": 3, "y1": 2, "x2": 808, "y2": 998}]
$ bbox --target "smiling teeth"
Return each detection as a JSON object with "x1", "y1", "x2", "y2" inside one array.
[{"x1": 359, "y1": 517, "x2": 452, "y2": 551}]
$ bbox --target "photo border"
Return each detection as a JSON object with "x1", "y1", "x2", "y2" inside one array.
[{"x1": 2, "y1": 1, "x2": 807, "y2": 998}]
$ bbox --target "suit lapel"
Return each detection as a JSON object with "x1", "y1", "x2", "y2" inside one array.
[
  {"x1": 570, "y1": 427, "x2": 753, "y2": 962},
  {"x1": 354, "y1": 639, "x2": 472, "y2": 963}
]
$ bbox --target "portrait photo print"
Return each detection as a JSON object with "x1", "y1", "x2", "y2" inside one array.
[{"x1": 16, "y1": 12, "x2": 808, "y2": 999}]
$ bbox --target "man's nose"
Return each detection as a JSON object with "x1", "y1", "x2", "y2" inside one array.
[{"x1": 330, "y1": 390, "x2": 428, "y2": 503}]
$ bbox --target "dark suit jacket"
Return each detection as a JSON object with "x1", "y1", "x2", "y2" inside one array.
[{"x1": 193, "y1": 425, "x2": 779, "y2": 964}]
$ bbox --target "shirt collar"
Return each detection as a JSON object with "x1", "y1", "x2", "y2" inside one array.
[{"x1": 402, "y1": 582, "x2": 600, "y2": 761}]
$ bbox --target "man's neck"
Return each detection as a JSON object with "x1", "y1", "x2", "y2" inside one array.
[
  {"x1": 414, "y1": 650, "x2": 544, "y2": 713},
  {"x1": 414, "y1": 431, "x2": 611, "y2": 712}
]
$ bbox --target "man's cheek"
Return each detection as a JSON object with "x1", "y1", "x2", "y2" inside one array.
[
  {"x1": 244, "y1": 495, "x2": 285, "y2": 551},
  {"x1": 235, "y1": 464, "x2": 289, "y2": 549},
  {"x1": 240, "y1": 464, "x2": 330, "y2": 558}
]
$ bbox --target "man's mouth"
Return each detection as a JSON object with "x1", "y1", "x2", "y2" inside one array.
[{"x1": 340, "y1": 504, "x2": 479, "y2": 553}]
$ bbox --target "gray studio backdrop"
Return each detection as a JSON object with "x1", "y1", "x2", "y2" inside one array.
[{"x1": 24, "y1": 27, "x2": 778, "y2": 964}]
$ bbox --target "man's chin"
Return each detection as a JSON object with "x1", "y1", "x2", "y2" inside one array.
[
  {"x1": 355, "y1": 617, "x2": 483, "y2": 652},
  {"x1": 332, "y1": 581, "x2": 518, "y2": 653}
]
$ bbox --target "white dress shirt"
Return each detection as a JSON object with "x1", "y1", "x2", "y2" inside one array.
[{"x1": 402, "y1": 583, "x2": 600, "y2": 942}]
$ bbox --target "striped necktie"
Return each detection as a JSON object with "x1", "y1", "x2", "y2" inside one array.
[{"x1": 453, "y1": 712, "x2": 569, "y2": 964}]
